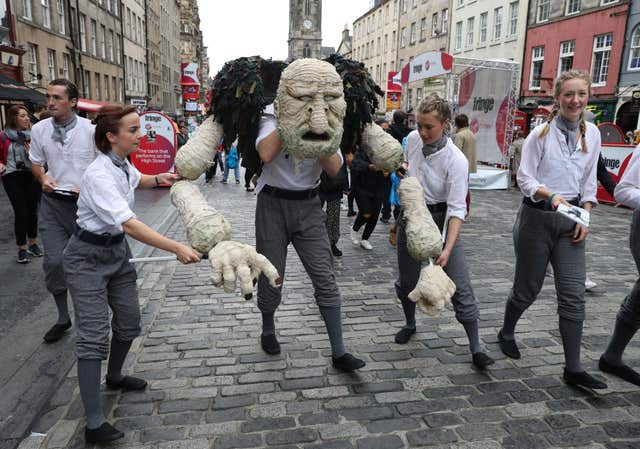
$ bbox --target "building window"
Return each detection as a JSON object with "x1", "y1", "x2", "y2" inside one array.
[
  {"x1": 410, "y1": 22, "x2": 417, "y2": 44},
  {"x1": 41, "y1": 0, "x2": 50, "y2": 28},
  {"x1": 127, "y1": 57, "x2": 133, "y2": 88},
  {"x1": 565, "y1": 0, "x2": 580, "y2": 15},
  {"x1": 432, "y1": 12, "x2": 438, "y2": 35},
  {"x1": 108, "y1": 30, "x2": 114, "y2": 61},
  {"x1": 454, "y1": 21, "x2": 462, "y2": 51},
  {"x1": 56, "y1": 0, "x2": 65, "y2": 34},
  {"x1": 400, "y1": 27, "x2": 406, "y2": 48},
  {"x1": 126, "y1": 8, "x2": 131, "y2": 39},
  {"x1": 47, "y1": 49, "x2": 55, "y2": 81},
  {"x1": 537, "y1": 0, "x2": 550, "y2": 22},
  {"x1": 466, "y1": 17, "x2": 474, "y2": 48},
  {"x1": 119, "y1": 79, "x2": 123, "y2": 102},
  {"x1": 493, "y1": 7, "x2": 503, "y2": 40},
  {"x1": 441, "y1": 8, "x2": 448, "y2": 34},
  {"x1": 27, "y1": 44, "x2": 38, "y2": 84},
  {"x1": 84, "y1": 70, "x2": 90, "y2": 97},
  {"x1": 115, "y1": 33, "x2": 121, "y2": 63},
  {"x1": 416, "y1": 87, "x2": 423, "y2": 103},
  {"x1": 591, "y1": 32, "x2": 613, "y2": 85},
  {"x1": 62, "y1": 53, "x2": 69, "y2": 78},
  {"x1": 112, "y1": 77, "x2": 117, "y2": 102},
  {"x1": 558, "y1": 40, "x2": 575, "y2": 74},
  {"x1": 407, "y1": 88, "x2": 412, "y2": 109},
  {"x1": 412, "y1": 0, "x2": 417, "y2": 7},
  {"x1": 419, "y1": 18, "x2": 426, "y2": 40},
  {"x1": 79, "y1": 14, "x2": 86, "y2": 52},
  {"x1": 479, "y1": 12, "x2": 487, "y2": 44},
  {"x1": 377, "y1": 36, "x2": 381, "y2": 55},
  {"x1": 90, "y1": 20, "x2": 97, "y2": 55},
  {"x1": 100, "y1": 25, "x2": 106, "y2": 59},
  {"x1": 600, "y1": 0, "x2": 618, "y2": 4},
  {"x1": 95, "y1": 73, "x2": 100, "y2": 100},
  {"x1": 384, "y1": 33, "x2": 388, "y2": 52},
  {"x1": 401, "y1": 0, "x2": 407, "y2": 13},
  {"x1": 137, "y1": 17, "x2": 142, "y2": 44},
  {"x1": 392, "y1": 30, "x2": 396, "y2": 50},
  {"x1": 507, "y1": 2, "x2": 518, "y2": 37},
  {"x1": 104, "y1": 74, "x2": 109, "y2": 99},
  {"x1": 530, "y1": 46, "x2": 544, "y2": 89},
  {"x1": 303, "y1": 45, "x2": 311, "y2": 58},
  {"x1": 629, "y1": 27, "x2": 640, "y2": 70},
  {"x1": 22, "y1": 0, "x2": 32, "y2": 20}
]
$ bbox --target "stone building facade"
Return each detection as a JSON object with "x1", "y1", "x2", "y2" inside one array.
[
  {"x1": 160, "y1": 0, "x2": 180, "y2": 114},
  {"x1": 288, "y1": 0, "x2": 322, "y2": 60},
  {"x1": 122, "y1": 0, "x2": 147, "y2": 106},
  {"x1": 146, "y1": 0, "x2": 162, "y2": 110}
]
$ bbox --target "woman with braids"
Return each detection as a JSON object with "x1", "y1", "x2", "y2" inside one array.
[
  {"x1": 63, "y1": 105, "x2": 200, "y2": 443},
  {"x1": 497, "y1": 70, "x2": 607, "y2": 389},
  {"x1": 395, "y1": 94, "x2": 494, "y2": 370}
]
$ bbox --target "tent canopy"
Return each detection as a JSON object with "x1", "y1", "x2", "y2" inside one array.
[{"x1": 0, "y1": 74, "x2": 45, "y2": 104}]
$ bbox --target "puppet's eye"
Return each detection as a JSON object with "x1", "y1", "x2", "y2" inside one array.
[
  {"x1": 324, "y1": 95, "x2": 339, "y2": 101},
  {"x1": 297, "y1": 95, "x2": 312, "y2": 101}
]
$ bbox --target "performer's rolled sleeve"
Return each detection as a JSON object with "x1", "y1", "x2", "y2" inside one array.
[
  {"x1": 447, "y1": 155, "x2": 469, "y2": 221},
  {"x1": 255, "y1": 115, "x2": 277, "y2": 147},
  {"x1": 615, "y1": 145, "x2": 640, "y2": 210},
  {"x1": 516, "y1": 132, "x2": 546, "y2": 200}
]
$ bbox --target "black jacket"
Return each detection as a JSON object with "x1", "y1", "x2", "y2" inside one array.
[
  {"x1": 350, "y1": 149, "x2": 389, "y2": 199},
  {"x1": 597, "y1": 153, "x2": 616, "y2": 198},
  {"x1": 389, "y1": 123, "x2": 412, "y2": 144},
  {"x1": 319, "y1": 162, "x2": 348, "y2": 201}
]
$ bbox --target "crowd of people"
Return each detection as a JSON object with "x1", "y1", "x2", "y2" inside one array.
[{"x1": 1, "y1": 68, "x2": 640, "y2": 444}]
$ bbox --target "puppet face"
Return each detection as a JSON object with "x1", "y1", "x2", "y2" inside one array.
[{"x1": 275, "y1": 59, "x2": 346, "y2": 159}]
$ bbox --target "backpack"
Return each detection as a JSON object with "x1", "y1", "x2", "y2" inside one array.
[
  {"x1": 226, "y1": 147, "x2": 239, "y2": 169},
  {"x1": 0, "y1": 132, "x2": 10, "y2": 166}
]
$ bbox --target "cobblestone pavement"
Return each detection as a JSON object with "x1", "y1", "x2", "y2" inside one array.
[{"x1": 19, "y1": 178, "x2": 640, "y2": 449}]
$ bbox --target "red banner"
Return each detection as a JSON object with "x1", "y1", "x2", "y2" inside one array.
[
  {"x1": 387, "y1": 71, "x2": 401, "y2": 92},
  {"x1": 182, "y1": 84, "x2": 199, "y2": 101},
  {"x1": 130, "y1": 111, "x2": 177, "y2": 176}
]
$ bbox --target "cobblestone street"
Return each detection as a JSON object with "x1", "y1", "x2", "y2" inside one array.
[{"x1": 20, "y1": 179, "x2": 640, "y2": 449}]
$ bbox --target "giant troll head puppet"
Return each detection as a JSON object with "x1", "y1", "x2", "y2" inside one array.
[{"x1": 275, "y1": 59, "x2": 346, "y2": 160}]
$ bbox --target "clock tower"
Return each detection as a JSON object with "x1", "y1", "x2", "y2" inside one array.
[{"x1": 288, "y1": 0, "x2": 322, "y2": 60}]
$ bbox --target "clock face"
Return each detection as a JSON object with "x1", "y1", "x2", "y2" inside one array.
[{"x1": 303, "y1": 19, "x2": 312, "y2": 29}]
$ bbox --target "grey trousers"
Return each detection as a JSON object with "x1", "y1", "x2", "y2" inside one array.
[
  {"x1": 63, "y1": 235, "x2": 140, "y2": 360},
  {"x1": 507, "y1": 203, "x2": 586, "y2": 321},
  {"x1": 395, "y1": 209, "x2": 479, "y2": 323},
  {"x1": 256, "y1": 192, "x2": 341, "y2": 312},
  {"x1": 39, "y1": 194, "x2": 78, "y2": 296},
  {"x1": 617, "y1": 209, "x2": 640, "y2": 327}
]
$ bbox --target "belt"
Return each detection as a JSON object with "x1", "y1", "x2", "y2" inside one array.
[
  {"x1": 46, "y1": 191, "x2": 78, "y2": 203},
  {"x1": 427, "y1": 202, "x2": 447, "y2": 214},
  {"x1": 75, "y1": 228, "x2": 125, "y2": 246},
  {"x1": 523, "y1": 197, "x2": 579, "y2": 210},
  {"x1": 261, "y1": 185, "x2": 318, "y2": 200}
]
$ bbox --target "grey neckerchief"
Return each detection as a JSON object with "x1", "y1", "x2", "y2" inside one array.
[
  {"x1": 51, "y1": 113, "x2": 78, "y2": 144},
  {"x1": 422, "y1": 135, "x2": 448, "y2": 157},
  {"x1": 107, "y1": 150, "x2": 130, "y2": 183},
  {"x1": 555, "y1": 114, "x2": 581, "y2": 149},
  {"x1": 4, "y1": 129, "x2": 31, "y2": 166}
]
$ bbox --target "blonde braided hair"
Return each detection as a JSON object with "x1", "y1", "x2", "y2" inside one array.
[{"x1": 538, "y1": 70, "x2": 591, "y2": 153}]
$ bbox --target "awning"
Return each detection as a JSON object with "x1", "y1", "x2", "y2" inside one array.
[
  {"x1": 0, "y1": 74, "x2": 45, "y2": 104},
  {"x1": 77, "y1": 98, "x2": 110, "y2": 113}
]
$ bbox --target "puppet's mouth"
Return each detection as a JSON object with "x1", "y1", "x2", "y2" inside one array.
[{"x1": 302, "y1": 132, "x2": 331, "y2": 141}]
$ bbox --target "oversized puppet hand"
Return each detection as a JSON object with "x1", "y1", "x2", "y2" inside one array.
[
  {"x1": 360, "y1": 123, "x2": 404, "y2": 172},
  {"x1": 398, "y1": 177, "x2": 443, "y2": 261},
  {"x1": 173, "y1": 116, "x2": 224, "y2": 180},
  {"x1": 408, "y1": 262, "x2": 456, "y2": 315},
  {"x1": 275, "y1": 59, "x2": 346, "y2": 160},
  {"x1": 170, "y1": 181, "x2": 232, "y2": 253},
  {"x1": 209, "y1": 241, "x2": 282, "y2": 299}
]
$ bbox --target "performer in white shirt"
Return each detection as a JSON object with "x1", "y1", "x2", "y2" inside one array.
[
  {"x1": 498, "y1": 70, "x2": 606, "y2": 390},
  {"x1": 395, "y1": 94, "x2": 494, "y2": 370},
  {"x1": 29, "y1": 79, "x2": 98, "y2": 343},
  {"x1": 63, "y1": 105, "x2": 200, "y2": 443},
  {"x1": 599, "y1": 144, "x2": 640, "y2": 386}
]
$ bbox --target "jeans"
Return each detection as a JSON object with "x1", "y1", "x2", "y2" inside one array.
[{"x1": 223, "y1": 163, "x2": 240, "y2": 182}]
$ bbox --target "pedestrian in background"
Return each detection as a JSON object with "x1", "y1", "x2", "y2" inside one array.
[
  {"x1": 205, "y1": 141, "x2": 225, "y2": 183},
  {"x1": 319, "y1": 153, "x2": 349, "y2": 257},
  {"x1": 64, "y1": 104, "x2": 200, "y2": 443},
  {"x1": 176, "y1": 120, "x2": 189, "y2": 150},
  {"x1": 376, "y1": 118, "x2": 393, "y2": 224},
  {"x1": 389, "y1": 110, "x2": 412, "y2": 144},
  {"x1": 0, "y1": 105, "x2": 43, "y2": 263},
  {"x1": 498, "y1": 70, "x2": 606, "y2": 390},
  {"x1": 30, "y1": 79, "x2": 98, "y2": 343},
  {"x1": 349, "y1": 147, "x2": 387, "y2": 250},
  {"x1": 510, "y1": 130, "x2": 525, "y2": 187},
  {"x1": 454, "y1": 114, "x2": 476, "y2": 215},
  {"x1": 394, "y1": 94, "x2": 494, "y2": 371},
  {"x1": 222, "y1": 139, "x2": 241, "y2": 184}
]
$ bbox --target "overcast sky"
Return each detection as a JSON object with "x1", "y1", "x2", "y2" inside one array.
[{"x1": 199, "y1": 0, "x2": 372, "y2": 77}]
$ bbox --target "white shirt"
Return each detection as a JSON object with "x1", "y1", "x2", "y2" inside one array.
[
  {"x1": 517, "y1": 120, "x2": 599, "y2": 205},
  {"x1": 614, "y1": 144, "x2": 640, "y2": 210},
  {"x1": 255, "y1": 114, "x2": 342, "y2": 193},
  {"x1": 76, "y1": 153, "x2": 142, "y2": 234},
  {"x1": 29, "y1": 116, "x2": 98, "y2": 191},
  {"x1": 405, "y1": 131, "x2": 469, "y2": 221}
]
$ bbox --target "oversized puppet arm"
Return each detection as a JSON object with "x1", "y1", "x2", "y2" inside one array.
[
  {"x1": 170, "y1": 123, "x2": 281, "y2": 296},
  {"x1": 398, "y1": 177, "x2": 456, "y2": 314},
  {"x1": 360, "y1": 123, "x2": 405, "y2": 173}
]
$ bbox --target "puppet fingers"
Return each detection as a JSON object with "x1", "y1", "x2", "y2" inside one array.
[
  {"x1": 221, "y1": 254, "x2": 237, "y2": 293},
  {"x1": 237, "y1": 264, "x2": 254, "y2": 300},
  {"x1": 209, "y1": 249, "x2": 224, "y2": 287},
  {"x1": 254, "y1": 253, "x2": 282, "y2": 287}
]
